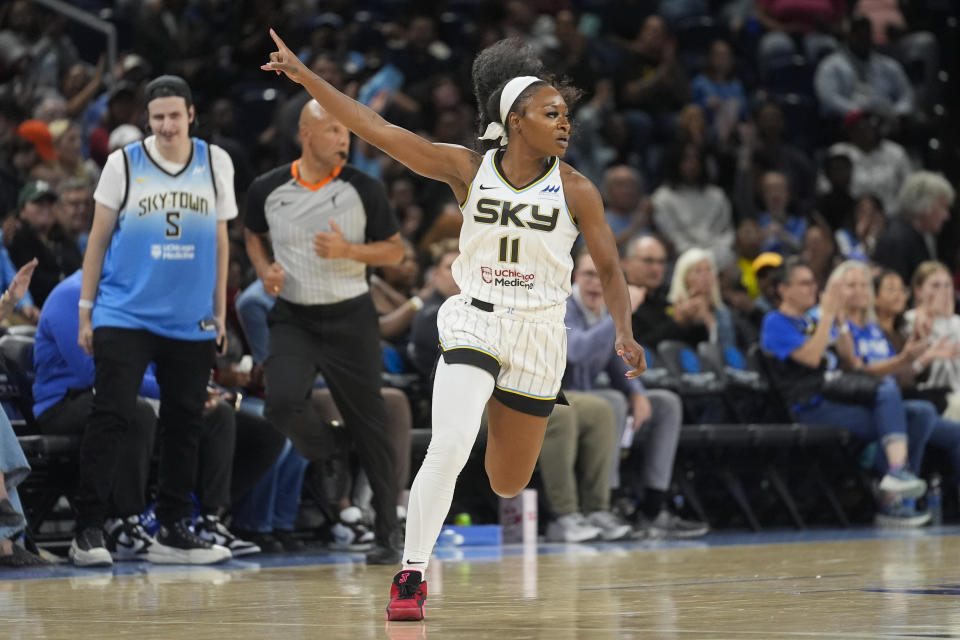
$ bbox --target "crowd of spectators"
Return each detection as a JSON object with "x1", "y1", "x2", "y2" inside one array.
[{"x1": 1, "y1": 0, "x2": 959, "y2": 554}]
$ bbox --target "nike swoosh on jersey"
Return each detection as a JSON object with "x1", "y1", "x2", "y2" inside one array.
[{"x1": 478, "y1": 184, "x2": 496, "y2": 190}]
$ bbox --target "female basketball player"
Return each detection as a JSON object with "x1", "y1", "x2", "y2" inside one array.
[{"x1": 263, "y1": 29, "x2": 645, "y2": 621}]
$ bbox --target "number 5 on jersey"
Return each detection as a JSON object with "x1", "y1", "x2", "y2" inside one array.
[
  {"x1": 498, "y1": 236, "x2": 519, "y2": 263},
  {"x1": 166, "y1": 211, "x2": 181, "y2": 238}
]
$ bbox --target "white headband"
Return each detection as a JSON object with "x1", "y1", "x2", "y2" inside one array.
[{"x1": 478, "y1": 75, "x2": 541, "y2": 146}]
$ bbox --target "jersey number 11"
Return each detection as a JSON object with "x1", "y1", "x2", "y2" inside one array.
[{"x1": 498, "y1": 236, "x2": 519, "y2": 263}]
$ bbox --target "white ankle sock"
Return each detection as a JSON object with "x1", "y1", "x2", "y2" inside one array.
[{"x1": 401, "y1": 359, "x2": 494, "y2": 570}]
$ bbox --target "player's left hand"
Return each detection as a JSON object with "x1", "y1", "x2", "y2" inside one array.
[
  {"x1": 314, "y1": 219, "x2": 350, "y2": 259},
  {"x1": 617, "y1": 338, "x2": 646, "y2": 379}
]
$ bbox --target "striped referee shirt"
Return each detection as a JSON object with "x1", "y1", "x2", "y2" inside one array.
[{"x1": 244, "y1": 162, "x2": 398, "y2": 305}]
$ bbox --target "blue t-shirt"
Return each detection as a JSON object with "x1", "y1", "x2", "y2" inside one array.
[
  {"x1": 690, "y1": 75, "x2": 747, "y2": 125},
  {"x1": 761, "y1": 309, "x2": 837, "y2": 410},
  {"x1": 758, "y1": 214, "x2": 807, "y2": 255},
  {"x1": 34, "y1": 270, "x2": 159, "y2": 418},
  {"x1": 848, "y1": 320, "x2": 896, "y2": 365},
  {"x1": 93, "y1": 138, "x2": 219, "y2": 340}
]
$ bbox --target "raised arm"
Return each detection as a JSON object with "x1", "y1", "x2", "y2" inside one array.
[
  {"x1": 263, "y1": 29, "x2": 479, "y2": 202},
  {"x1": 565, "y1": 167, "x2": 646, "y2": 378}
]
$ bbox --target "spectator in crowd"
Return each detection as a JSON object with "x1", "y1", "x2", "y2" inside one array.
[
  {"x1": 88, "y1": 82, "x2": 141, "y2": 167},
  {"x1": 0, "y1": 256, "x2": 44, "y2": 567},
  {"x1": 35, "y1": 270, "x2": 282, "y2": 558},
  {"x1": 409, "y1": 247, "x2": 460, "y2": 379},
  {"x1": 801, "y1": 222, "x2": 839, "y2": 291},
  {"x1": 667, "y1": 247, "x2": 738, "y2": 352},
  {"x1": 231, "y1": 436, "x2": 309, "y2": 553},
  {"x1": 33, "y1": 270, "x2": 158, "y2": 560},
  {"x1": 369, "y1": 238, "x2": 432, "y2": 349},
  {"x1": 753, "y1": 251, "x2": 786, "y2": 314},
  {"x1": 736, "y1": 102, "x2": 817, "y2": 211},
  {"x1": 4, "y1": 179, "x2": 82, "y2": 307},
  {"x1": 904, "y1": 262, "x2": 960, "y2": 422},
  {"x1": 756, "y1": 0, "x2": 844, "y2": 70},
  {"x1": 55, "y1": 177, "x2": 92, "y2": 254},
  {"x1": 835, "y1": 194, "x2": 886, "y2": 261},
  {"x1": 826, "y1": 110, "x2": 911, "y2": 215},
  {"x1": 615, "y1": 15, "x2": 689, "y2": 167},
  {"x1": 873, "y1": 171, "x2": 954, "y2": 286},
  {"x1": 15, "y1": 120, "x2": 58, "y2": 183},
  {"x1": 59, "y1": 59, "x2": 105, "y2": 121},
  {"x1": 814, "y1": 16, "x2": 913, "y2": 121},
  {"x1": 625, "y1": 235, "x2": 702, "y2": 350},
  {"x1": 834, "y1": 259, "x2": 960, "y2": 518},
  {"x1": 731, "y1": 219, "x2": 764, "y2": 300},
  {"x1": 566, "y1": 251, "x2": 707, "y2": 537},
  {"x1": 691, "y1": 39, "x2": 746, "y2": 144},
  {"x1": 69, "y1": 75, "x2": 236, "y2": 568},
  {"x1": 601, "y1": 165, "x2": 652, "y2": 253},
  {"x1": 874, "y1": 268, "x2": 960, "y2": 412},
  {"x1": 49, "y1": 119, "x2": 99, "y2": 186},
  {"x1": 756, "y1": 170, "x2": 807, "y2": 255},
  {"x1": 652, "y1": 142, "x2": 734, "y2": 269},
  {"x1": 815, "y1": 150, "x2": 856, "y2": 232},
  {"x1": 760, "y1": 258, "x2": 929, "y2": 521},
  {"x1": 244, "y1": 100, "x2": 403, "y2": 565}
]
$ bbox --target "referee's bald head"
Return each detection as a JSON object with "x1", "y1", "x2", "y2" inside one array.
[
  {"x1": 297, "y1": 99, "x2": 350, "y2": 164},
  {"x1": 299, "y1": 99, "x2": 332, "y2": 130}
]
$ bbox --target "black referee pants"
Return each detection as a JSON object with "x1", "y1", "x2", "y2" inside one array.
[
  {"x1": 264, "y1": 294, "x2": 398, "y2": 544},
  {"x1": 74, "y1": 328, "x2": 214, "y2": 531}
]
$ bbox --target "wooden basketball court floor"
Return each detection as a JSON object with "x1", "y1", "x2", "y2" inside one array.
[{"x1": 3, "y1": 527, "x2": 960, "y2": 639}]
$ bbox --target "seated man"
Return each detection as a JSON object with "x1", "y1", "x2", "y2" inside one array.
[
  {"x1": 760, "y1": 257, "x2": 929, "y2": 521},
  {"x1": 34, "y1": 270, "x2": 281, "y2": 562},
  {"x1": 539, "y1": 390, "x2": 631, "y2": 542},
  {"x1": 566, "y1": 251, "x2": 707, "y2": 538},
  {"x1": 623, "y1": 235, "x2": 709, "y2": 352}
]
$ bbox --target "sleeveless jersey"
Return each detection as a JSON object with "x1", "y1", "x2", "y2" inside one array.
[
  {"x1": 93, "y1": 138, "x2": 219, "y2": 340},
  {"x1": 454, "y1": 149, "x2": 580, "y2": 311}
]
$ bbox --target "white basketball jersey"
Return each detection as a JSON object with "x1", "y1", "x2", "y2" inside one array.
[{"x1": 454, "y1": 149, "x2": 580, "y2": 311}]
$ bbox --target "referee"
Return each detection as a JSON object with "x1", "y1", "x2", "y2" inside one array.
[{"x1": 244, "y1": 100, "x2": 404, "y2": 563}]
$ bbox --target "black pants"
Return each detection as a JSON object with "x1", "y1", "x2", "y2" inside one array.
[
  {"x1": 264, "y1": 295, "x2": 398, "y2": 544},
  {"x1": 197, "y1": 400, "x2": 286, "y2": 512},
  {"x1": 74, "y1": 327, "x2": 214, "y2": 530},
  {"x1": 38, "y1": 390, "x2": 157, "y2": 518}
]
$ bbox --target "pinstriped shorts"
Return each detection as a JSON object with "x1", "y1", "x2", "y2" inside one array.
[{"x1": 436, "y1": 294, "x2": 567, "y2": 416}]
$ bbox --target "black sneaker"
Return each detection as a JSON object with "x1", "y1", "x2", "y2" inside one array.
[
  {"x1": 149, "y1": 518, "x2": 231, "y2": 565},
  {"x1": 104, "y1": 516, "x2": 156, "y2": 561},
  {"x1": 365, "y1": 528, "x2": 402, "y2": 565},
  {"x1": 636, "y1": 510, "x2": 709, "y2": 539},
  {"x1": 194, "y1": 515, "x2": 261, "y2": 556},
  {"x1": 273, "y1": 529, "x2": 306, "y2": 552},
  {"x1": 234, "y1": 529, "x2": 284, "y2": 553},
  {"x1": 69, "y1": 526, "x2": 113, "y2": 567}
]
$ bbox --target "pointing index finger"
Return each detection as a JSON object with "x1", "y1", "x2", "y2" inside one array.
[{"x1": 269, "y1": 28, "x2": 287, "y2": 50}]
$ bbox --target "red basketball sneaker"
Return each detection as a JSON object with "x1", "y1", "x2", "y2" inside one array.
[{"x1": 385, "y1": 569, "x2": 427, "y2": 621}]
